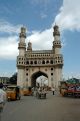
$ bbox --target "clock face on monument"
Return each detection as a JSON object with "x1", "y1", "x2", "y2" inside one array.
[{"x1": 38, "y1": 60, "x2": 41, "y2": 64}]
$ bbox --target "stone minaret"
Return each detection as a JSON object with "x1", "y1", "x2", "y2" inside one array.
[
  {"x1": 53, "y1": 25, "x2": 63, "y2": 88},
  {"x1": 17, "y1": 27, "x2": 26, "y2": 88},
  {"x1": 27, "y1": 41, "x2": 32, "y2": 51}
]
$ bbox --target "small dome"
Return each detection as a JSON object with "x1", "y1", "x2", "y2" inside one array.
[
  {"x1": 27, "y1": 41, "x2": 32, "y2": 51},
  {"x1": 21, "y1": 27, "x2": 26, "y2": 33},
  {"x1": 53, "y1": 25, "x2": 59, "y2": 29},
  {"x1": 53, "y1": 24, "x2": 60, "y2": 36},
  {"x1": 28, "y1": 41, "x2": 31, "y2": 44}
]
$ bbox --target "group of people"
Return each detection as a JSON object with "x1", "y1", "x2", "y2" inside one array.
[
  {"x1": 32, "y1": 86, "x2": 56, "y2": 96},
  {"x1": 0, "y1": 85, "x2": 55, "y2": 111}
]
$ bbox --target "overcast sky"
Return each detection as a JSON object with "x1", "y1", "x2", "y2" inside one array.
[{"x1": 0, "y1": 0, "x2": 80, "y2": 79}]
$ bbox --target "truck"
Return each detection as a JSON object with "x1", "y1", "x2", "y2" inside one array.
[{"x1": 60, "y1": 81, "x2": 80, "y2": 97}]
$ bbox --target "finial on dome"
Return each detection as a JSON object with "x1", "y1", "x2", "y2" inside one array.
[
  {"x1": 53, "y1": 24, "x2": 60, "y2": 36},
  {"x1": 19, "y1": 26, "x2": 26, "y2": 38}
]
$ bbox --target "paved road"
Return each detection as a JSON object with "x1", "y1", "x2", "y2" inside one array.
[{"x1": 1, "y1": 92, "x2": 80, "y2": 121}]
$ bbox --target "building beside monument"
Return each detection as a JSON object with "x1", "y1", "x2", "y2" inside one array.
[
  {"x1": 0, "y1": 77, "x2": 9, "y2": 84},
  {"x1": 17, "y1": 25, "x2": 63, "y2": 88}
]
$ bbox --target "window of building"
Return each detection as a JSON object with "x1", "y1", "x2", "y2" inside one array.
[
  {"x1": 26, "y1": 61, "x2": 29, "y2": 64},
  {"x1": 46, "y1": 60, "x2": 49, "y2": 64},
  {"x1": 34, "y1": 61, "x2": 37, "y2": 64},
  {"x1": 42, "y1": 60, "x2": 45, "y2": 64},
  {"x1": 51, "y1": 68, "x2": 53, "y2": 70},
  {"x1": 51, "y1": 73, "x2": 53, "y2": 75},
  {"x1": 26, "y1": 73, "x2": 28, "y2": 76},
  {"x1": 50, "y1": 60, "x2": 53, "y2": 64},
  {"x1": 30, "y1": 61, "x2": 33, "y2": 64}
]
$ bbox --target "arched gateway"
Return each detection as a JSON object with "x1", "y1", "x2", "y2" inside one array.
[
  {"x1": 17, "y1": 25, "x2": 63, "y2": 89},
  {"x1": 31, "y1": 71, "x2": 48, "y2": 87}
]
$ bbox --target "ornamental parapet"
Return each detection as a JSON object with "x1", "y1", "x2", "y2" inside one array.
[
  {"x1": 18, "y1": 43, "x2": 26, "y2": 49},
  {"x1": 25, "y1": 50, "x2": 54, "y2": 58},
  {"x1": 54, "y1": 54, "x2": 63, "y2": 65},
  {"x1": 17, "y1": 56, "x2": 63, "y2": 67},
  {"x1": 53, "y1": 41, "x2": 61, "y2": 48},
  {"x1": 19, "y1": 32, "x2": 26, "y2": 38},
  {"x1": 25, "y1": 58, "x2": 54, "y2": 66},
  {"x1": 17, "y1": 56, "x2": 26, "y2": 67},
  {"x1": 53, "y1": 31, "x2": 60, "y2": 36}
]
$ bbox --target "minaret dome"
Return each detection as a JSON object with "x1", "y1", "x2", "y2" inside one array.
[
  {"x1": 19, "y1": 27, "x2": 26, "y2": 38},
  {"x1": 53, "y1": 25, "x2": 60, "y2": 36}
]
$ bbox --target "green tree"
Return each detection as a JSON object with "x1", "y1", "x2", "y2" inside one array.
[{"x1": 9, "y1": 73, "x2": 17, "y2": 84}]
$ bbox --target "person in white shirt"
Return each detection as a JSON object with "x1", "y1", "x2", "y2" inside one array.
[
  {"x1": 0, "y1": 85, "x2": 6, "y2": 113},
  {"x1": 52, "y1": 87, "x2": 55, "y2": 95}
]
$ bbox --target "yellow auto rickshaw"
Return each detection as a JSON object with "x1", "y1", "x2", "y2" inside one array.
[
  {"x1": 23, "y1": 87, "x2": 33, "y2": 96},
  {"x1": 6, "y1": 85, "x2": 21, "y2": 101}
]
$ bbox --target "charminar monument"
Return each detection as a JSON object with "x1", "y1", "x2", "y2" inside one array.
[{"x1": 17, "y1": 25, "x2": 63, "y2": 89}]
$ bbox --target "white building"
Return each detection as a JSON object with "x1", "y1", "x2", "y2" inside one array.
[{"x1": 17, "y1": 25, "x2": 63, "y2": 89}]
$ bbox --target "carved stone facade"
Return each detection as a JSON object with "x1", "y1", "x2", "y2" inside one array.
[{"x1": 17, "y1": 25, "x2": 63, "y2": 88}]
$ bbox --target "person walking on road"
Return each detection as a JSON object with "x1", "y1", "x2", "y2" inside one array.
[
  {"x1": 52, "y1": 87, "x2": 55, "y2": 95},
  {"x1": 0, "y1": 84, "x2": 6, "y2": 120}
]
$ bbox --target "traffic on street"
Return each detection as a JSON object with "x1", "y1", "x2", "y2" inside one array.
[{"x1": 1, "y1": 91, "x2": 80, "y2": 121}]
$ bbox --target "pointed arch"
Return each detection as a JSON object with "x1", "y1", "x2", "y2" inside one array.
[{"x1": 31, "y1": 71, "x2": 48, "y2": 87}]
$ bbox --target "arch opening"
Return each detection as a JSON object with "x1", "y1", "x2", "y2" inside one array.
[{"x1": 31, "y1": 71, "x2": 48, "y2": 87}]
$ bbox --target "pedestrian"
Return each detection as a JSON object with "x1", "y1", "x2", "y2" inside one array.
[
  {"x1": 31, "y1": 87, "x2": 34, "y2": 95},
  {"x1": 0, "y1": 84, "x2": 6, "y2": 120},
  {"x1": 52, "y1": 87, "x2": 55, "y2": 95},
  {"x1": 15, "y1": 86, "x2": 20, "y2": 99}
]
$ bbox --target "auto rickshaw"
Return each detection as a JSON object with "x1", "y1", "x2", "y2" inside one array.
[
  {"x1": 6, "y1": 85, "x2": 21, "y2": 101},
  {"x1": 36, "y1": 87, "x2": 46, "y2": 99},
  {"x1": 23, "y1": 87, "x2": 33, "y2": 96}
]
